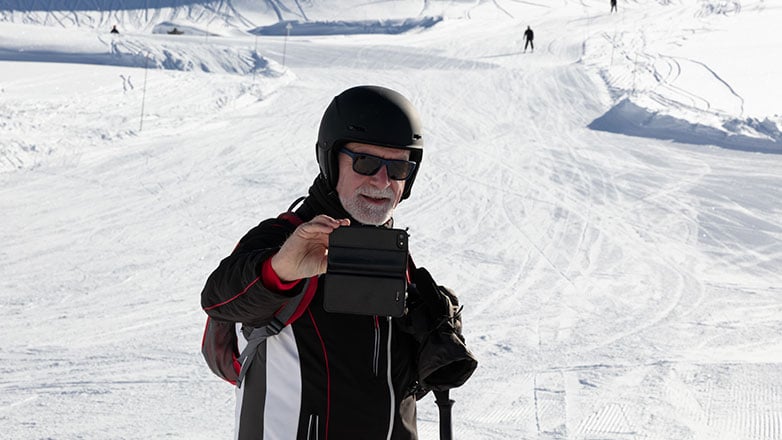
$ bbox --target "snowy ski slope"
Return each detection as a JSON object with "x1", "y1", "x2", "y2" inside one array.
[{"x1": 1, "y1": 1, "x2": 781, "y2": 439}]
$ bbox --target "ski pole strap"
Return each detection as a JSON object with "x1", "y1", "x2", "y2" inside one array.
[
  {"x1": 434, "y1": 390, "x2": 455, "y2": 440},
  {"x1": 235, "y1": 281, "x2": 309, "y2": 387}
]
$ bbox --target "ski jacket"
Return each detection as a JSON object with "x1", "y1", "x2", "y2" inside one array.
[
  {"x1": 201, "y1": 183, "x2": 420, "y2": 440},
  {"x1": 524, "y1": 29, "x2": 534, "y2": 41}
]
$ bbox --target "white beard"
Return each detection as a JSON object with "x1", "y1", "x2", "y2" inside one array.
[{"x1": 339, "y1": 186, "x2": 397, "y2": 225}]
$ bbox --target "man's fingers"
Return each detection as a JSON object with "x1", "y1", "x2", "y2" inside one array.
[
  {"x1": 297, "y1": 215, "x2": 350, "y2": 236},
  {"x1": 310, "y1": 214, "x2": 350, "y2": 228},
  {"x1": 272, "y1": 216, "x2": 350, "y2": 281}
]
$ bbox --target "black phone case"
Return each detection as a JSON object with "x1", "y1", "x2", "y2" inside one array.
[{"x1": 323, "y1": 227, "x2": 408, "y2": 317}]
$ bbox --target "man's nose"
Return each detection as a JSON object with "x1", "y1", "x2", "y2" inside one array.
[{"x1": 369, "y1": 164, "x2": 392, "y2": 187}]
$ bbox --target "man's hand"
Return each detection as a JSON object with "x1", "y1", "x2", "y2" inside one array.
[{"x1": 270, "y1": 215, "x2": 350, "y2": 282}]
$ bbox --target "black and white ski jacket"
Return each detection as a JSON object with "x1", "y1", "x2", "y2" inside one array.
[{"x1": 201, "y1": 194, "x2": 420, "y2": 440}]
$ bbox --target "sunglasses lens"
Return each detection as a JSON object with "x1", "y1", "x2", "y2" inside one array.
[
  {"x1": 386, "y1": 161, "x2": 415, "y2": 180},
  {"x1": 352, "y1": 156, "x2": 383, "y2": 176}
]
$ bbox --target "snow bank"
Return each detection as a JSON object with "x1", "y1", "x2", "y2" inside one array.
[
  {"x1": 0, "y1": 22, "x2": 286, "y2": 75},
  {"x1": 581, "y1": 0, "x2": 781, "y2": 154},
  {"x1": 589, "y1": 97, "x2": 782, "y2": 153},
  {"x1": 108, "y1": 36, "x2": 285, "y2": 74}
]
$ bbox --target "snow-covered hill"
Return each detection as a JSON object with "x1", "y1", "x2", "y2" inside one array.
[{"x1": 0, "y1": 0, "x2": 496, "y2": 34}]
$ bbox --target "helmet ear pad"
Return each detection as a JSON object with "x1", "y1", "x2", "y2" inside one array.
[
  {"x1": 315, "y1": 139, "x2": 343, "y2": 191},
  {"x1": 401, "y1": 148, "x2": 422, "y2": 201}
]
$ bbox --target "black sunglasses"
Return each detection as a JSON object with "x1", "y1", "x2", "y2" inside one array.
[{"x1": 339, "y1": 148, "x2": 417, "y2": 181}]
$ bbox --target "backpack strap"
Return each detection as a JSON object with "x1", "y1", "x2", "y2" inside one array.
[
  {"x1": 232, "y1": 209, "x2": 311, "y2": 387},
  {"x1": 235, "y1": 279, "x2": 310, "y2": 387}
]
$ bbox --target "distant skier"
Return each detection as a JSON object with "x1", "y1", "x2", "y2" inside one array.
[
  {"x1": 110, "y1": 25, "x2": 119, "y2": 34},
  {"x1": 611, "y1": 0, "x2": 618, "y2": 13},
  {"x1": 523, "y1": 26, "x2": 534, "y2": 53}
]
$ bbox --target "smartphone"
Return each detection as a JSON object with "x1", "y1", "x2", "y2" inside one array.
[{"x1": 323, "y1": 226, "x2": 408, "y2": 317}]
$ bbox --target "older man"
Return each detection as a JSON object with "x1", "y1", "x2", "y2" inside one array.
[{"x1": 201, "y1": 85, "x2": 475, "y2": 439}]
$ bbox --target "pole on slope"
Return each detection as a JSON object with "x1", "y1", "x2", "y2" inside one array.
[
  {"x1": 631, "y1": 51, "x2": 639, "y2": 96},
  {"x1": 610, "y1": 31, "x2": 616, "y2": 66},
  {"x1": 139, "y1": 51, "x2": 150, "y2": 132},
  {"x1": 434, "y1": 390, "x2": 455, "y2": 440},
  {"x1": 282, "y1": 22, "x2": 292, "y2": 67},
  {"x1": 253, "y1": 34, "x2": 259, "y2": 82}
]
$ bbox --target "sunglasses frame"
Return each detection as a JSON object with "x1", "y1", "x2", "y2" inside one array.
[{"x1": 339, "y1": 148, "x2": 417, "y2": 181}]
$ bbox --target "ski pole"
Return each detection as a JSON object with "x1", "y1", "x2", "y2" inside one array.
[{"x1": 434, "y1": 390, "x2": 454, "y2": 440}]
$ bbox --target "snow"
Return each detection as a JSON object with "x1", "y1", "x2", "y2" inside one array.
[{"x1": 1, "y1": 1, "x2": 781, "y2": 439}]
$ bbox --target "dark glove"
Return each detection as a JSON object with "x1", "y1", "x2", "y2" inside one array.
[{"x1": 403, "y1": 267, "x2": 478, "y2": 393}]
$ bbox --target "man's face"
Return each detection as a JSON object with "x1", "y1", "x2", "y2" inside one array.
[{"x1": 336, "y1": 142, "x2": 410, "y2": 226}]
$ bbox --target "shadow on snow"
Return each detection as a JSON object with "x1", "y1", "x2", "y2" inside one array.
[{"x1": 250, "y1": 17, "x2": 442, "y2": 36}]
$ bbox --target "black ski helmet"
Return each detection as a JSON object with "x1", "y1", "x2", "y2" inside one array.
[{"x1": 316, "y1": 85, "x2": 424, "y2": 201}]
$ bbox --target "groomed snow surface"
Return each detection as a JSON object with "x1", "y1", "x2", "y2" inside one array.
[{"x1": 1, "y1": 1, "x2": 781, "y2": 439}]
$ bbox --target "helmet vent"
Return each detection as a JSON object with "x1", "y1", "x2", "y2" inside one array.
[{"x1": 347, "y1": 124, "x2": 366, "y2": 132}]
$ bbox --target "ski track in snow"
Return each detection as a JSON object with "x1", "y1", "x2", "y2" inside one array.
[{"x1": 1, "y1": 1, "x2": 782, "y2": 439}]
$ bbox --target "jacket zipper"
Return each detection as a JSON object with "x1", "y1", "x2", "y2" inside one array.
[
  {"x1": 373, "y1": 316, "x2": 396, "y2": 439},
  {"x1": 307, "y1": 414, "x2": 319, "y2": 440},
  {"x1": 373, "y1": 316, "x2": 380, "y2": 376},
  {"x1": 384, "y1": 316, "x2": 395, "y2": 440}
]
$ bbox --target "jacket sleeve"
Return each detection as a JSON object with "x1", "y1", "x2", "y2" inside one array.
[{"x1": 200, "y1": 217, "x2": 306, "y2": 326}]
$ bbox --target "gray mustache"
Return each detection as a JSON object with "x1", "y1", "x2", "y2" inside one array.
[{"x1": 357, "y1": 187, "x2": 395, "y2": 199}]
